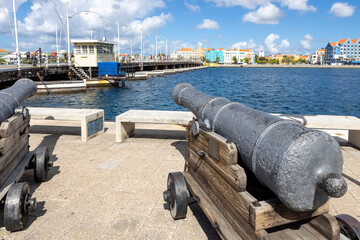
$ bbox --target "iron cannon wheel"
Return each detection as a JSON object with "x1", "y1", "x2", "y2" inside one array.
[
  {"x1": 4, "y1": 182, "x2": 35, "y2": 232},
  {"x1": 336, "y1": 214, "x2": 360, "y2": 240},
  {"x1": 164, "y1": 172, "x2": 189, "y2": 220},
  {"x1": 34, "y1": 147, "x2": 51, "y2": 182}
]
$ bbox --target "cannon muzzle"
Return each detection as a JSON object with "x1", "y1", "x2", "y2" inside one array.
[
  {"x1": 173, "y1": 82, "x2": 347, "y2": 212},
  {"x1": 0, "y1": 79, "x2": 37, "y2": 124}
]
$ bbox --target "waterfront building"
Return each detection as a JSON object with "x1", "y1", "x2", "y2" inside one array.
[
  {"x1": 311, "y1": 49, "x2": 324, "y2": 64},
  {"x1": 224, "y1": 49, "x2": 232, "y2": 63},
  {"x1": 259, "y1": 51, "x2": 265, "y2": 57},
  {"x1": 0, "y1": 49, "x2": 9, "y2": 57},
  {"x1": 195, "y1": 47, "x2": 205, "y2": 61},
  {"x1": 72, "y1": 39, "x2": 114, "y2": 67},
  {"x1": 324, "y1": 38, "x2": 360, "y2": 65},
  {"x1": 208, "y1": 48, "x2": 255, "y2": 64},
  {"x1": 176, "y1": 48, "x2": 195, "y2": 60}
]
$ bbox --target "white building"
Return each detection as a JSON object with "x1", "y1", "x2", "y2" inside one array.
[
  {"x1": 259, "y1": 51, "x2": 265, "y2": 57},
  {"x1": 176, "y1": 48, "x2": 195, "y2": 60},
  {"x1": 72, "y1": 39, "x2": 115, "y2": 67},
  {"x1": 224, "y1": 48, "x2": 255, "y2": 64},
  {"x1": 311, "y1": 49, "x2": 325, "y2": 64}
]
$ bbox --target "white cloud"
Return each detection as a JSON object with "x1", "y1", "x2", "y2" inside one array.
[
  {"x1": 277, "y1": 0, "x2": 316, "y2": 12},
  {"x1": 205, "y1": 0, "x2": 269, "y2": 9},
  {"x1": 329, "y1": 2, "x2": 355, "y2": 17},
  {"x1": 300, "y1": 34, "x2": 313, "y2": 49},
  {"x1": 185, "y1": 1, "x2": 201, "y2": 12},
  {"x1": 1, "y1": 0, "x2": 173, "y2": 52},
  {"x1": 196, "y1": 19, "x2": 219, "y2": 30},
  {"x1": 242, "y1": 3, "x2": 284, "y2": 24},
  {"x1": 230, "y1": 34, "x2": 295, "y2": 55},
  {"x1": 280, "y1": 39, "x2": 290, "y2": 48}
]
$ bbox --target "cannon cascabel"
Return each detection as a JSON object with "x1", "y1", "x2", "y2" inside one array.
[
  {"x1": 172, "y1": 82, "x2": 347, "y2": 212},
  {"x1": 0, "y1": 79, "x2": 37, "y2": 124}
]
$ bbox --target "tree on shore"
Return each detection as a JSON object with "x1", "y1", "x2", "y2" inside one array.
[
  {"x1": 232, "y1": 56, "x2": 238, "y2": 64},
  {"x1": 244, "y1": 58, "x2": 250, "y2": 64},
  {"x1": 216, "y1": 57, "x2": 220, "y2": 63}
]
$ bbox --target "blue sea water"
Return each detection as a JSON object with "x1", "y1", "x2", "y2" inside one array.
[{"x1": 25, "y1": 67, "x2": 360, "y2": 120}]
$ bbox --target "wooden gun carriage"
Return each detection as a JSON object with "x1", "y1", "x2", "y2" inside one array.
[
  {"x1": 164, "y1": 119, "x2": 360, "y2": 240},
  {"x1": 0, "y1": 107, "x2": 52, "y2": 231}
]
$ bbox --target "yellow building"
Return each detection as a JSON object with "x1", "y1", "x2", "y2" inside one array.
[
  {"x1": 72, "y1": 40, "x2": 115, "y2": 67},
  {"x1": 195, "y1": 47, "x2": 205, "y2": 61}
]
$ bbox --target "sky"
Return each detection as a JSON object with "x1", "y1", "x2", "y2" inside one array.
[{"x1": 0, "y1": 0, "x2": 359, "y2": 55}]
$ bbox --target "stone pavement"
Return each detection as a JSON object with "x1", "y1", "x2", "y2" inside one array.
[{"x1": 0, "y1": 121, "x2": 359, "y2": 239}]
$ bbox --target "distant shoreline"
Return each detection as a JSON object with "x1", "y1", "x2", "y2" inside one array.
[{"x1": 212, "y1": 64, "x2": 360, "y2": 69}]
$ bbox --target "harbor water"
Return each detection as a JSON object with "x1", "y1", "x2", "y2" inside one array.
[{"x1": 25, "y1": 67, "x2": 360, "y2": 120}]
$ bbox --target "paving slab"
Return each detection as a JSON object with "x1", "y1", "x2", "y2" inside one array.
[{"x1": 0, "y1": 121, "x2": 358, "y2": 239}]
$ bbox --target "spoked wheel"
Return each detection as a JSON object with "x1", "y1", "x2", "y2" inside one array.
[
  {"x1": 4, "y1": 182, "x2": 36, "y2": 232},
  {"x1": 163, "y1": 172, "x2": 189, "y2": 220},
  {"x1": 336, "y1": 214, "x2": 360, "y2": 240},
  {"x1": 34, "y1": 147, "x2": 52, "y2": 182}
]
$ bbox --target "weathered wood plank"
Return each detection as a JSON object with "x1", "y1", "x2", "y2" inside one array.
[
  {"x1": 187, "y1": 169, "x2": 268, "y2": 240},
  {"x1": 249, "y1": 198, "x2": 329, "y2": 231},
  {"x1": 0, "y1": 114, "x2": 28, "y2": 138},
  {"x1": 187, "y1": 147, "x2": 255, "y2": 222},
  {"x1": 188, "y1": 122, "x2": 238, "y2": 165},
  {"x1": 188, "y1": 145, "x2": 246, "y2": 191},
  {"x1": 0, "y1": 152, "x2": 33, "y2": 200},
  {"x1": 0, "y1": 121, "x2": 29, "y2": 156},
  {"x1": 0, "y1": 146, "x2": 29, "y2": 188},
  {"x1": 184, "y1": 171, "x2": 246, "y2": 240},
  {"x1": 0, "y1": 133, "x2": 29, "y2": 181},
  {"x1": 308, "y1": 214, "x2": 340, "y2": 240}
]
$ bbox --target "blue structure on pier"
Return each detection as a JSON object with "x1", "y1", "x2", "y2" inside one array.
[{"x1": 98, "y1": 62, "x2": 125, "y2": 77}]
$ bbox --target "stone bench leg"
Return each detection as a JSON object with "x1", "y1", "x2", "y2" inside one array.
[
  {"x1": 116, "y1": 121, "x2": 135, "y2": 143},
  {"x1": 349, "y1": 130, "x2": 360, "y2": 149}
]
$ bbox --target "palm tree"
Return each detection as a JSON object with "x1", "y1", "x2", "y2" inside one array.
[{"x1": 232, "y1": 56, "x2": 238, "y2": 64}]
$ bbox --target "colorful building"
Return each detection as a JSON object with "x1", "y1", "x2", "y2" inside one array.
[
  {"x1": 195, "y1": 47, "x2": 205, "y2": 61},
  {"x1": 176, "y1": 48, "x2": 195, "y2": 60},
  {"x1": 324, "y1": 38, "x2": 360, "y2": 64},
  {"x1": 0, "y1": 49, "x2": 9, "y2": 57}
]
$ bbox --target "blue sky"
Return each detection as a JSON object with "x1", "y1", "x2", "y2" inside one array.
[{"x1": 0, "y1": 0, "x2": 358, "y2": 55}]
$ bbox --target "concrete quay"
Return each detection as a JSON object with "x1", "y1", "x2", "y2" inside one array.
[{"x1": 0, "y1": 120, "x2": 359, "y2": 239}]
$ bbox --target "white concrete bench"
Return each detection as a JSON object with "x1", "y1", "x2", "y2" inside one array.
[
  {"x1": 115, "y1": 110, "x2": 194, "y2": 143},
  {"x1": 27, "y1": 107, "x2": 104, "y2": 142},
  {"x1": 273, "y1": 114, "x2": 360, "y2": 148}
]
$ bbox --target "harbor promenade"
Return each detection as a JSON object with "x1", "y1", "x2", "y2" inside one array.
[{"x1": 0, "y1": 120, "x2": 359, "y2": 239}]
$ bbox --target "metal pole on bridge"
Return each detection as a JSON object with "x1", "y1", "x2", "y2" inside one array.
[
  {"x1": 56, "y1": 24, "x2": 59, "y2": 66},
  {"x1": 66, "y1": 0, "x2": 71, "y2": 66},
  {"x1": 12, "y1": 0, "x2": 21, "y2": 71}
]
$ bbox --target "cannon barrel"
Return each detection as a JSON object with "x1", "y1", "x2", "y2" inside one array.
[
  {"x1": 0, "y1": 79, "x2": 37, "y2": 124},
  {"x1": 173, "y1": 82, "x2": 347, "y2": 212}
]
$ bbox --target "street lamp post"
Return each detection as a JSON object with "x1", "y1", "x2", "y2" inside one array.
[
  {"x1": 56, "y1": 24, "x2": 59, "y2": 66},
  {"x1": 12, "y1": 0, "x2": 20, "y2": 71},
  {"x1": 66, "y1": 0, "x2": 71, "y2": 66},
  {"x1": 140, "y1": 28, "x2": 143, "y2": 70},
  {"x1": 116, "y1": 21, "x2": 120, "y2": 63},
  {"x1": 155, "y1": 35, "x2": 157, "y2": 61}
]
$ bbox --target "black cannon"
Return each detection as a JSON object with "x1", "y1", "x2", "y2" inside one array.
[
  {"x1": 0, "y1": 79, "x2": 52, "y2": 232},
  {"x1": 172, "y1": 82, "x2": 347, "y2": 212},
  {"x1": 0, "y1": 78, "x2": 37, "y2": 124}
]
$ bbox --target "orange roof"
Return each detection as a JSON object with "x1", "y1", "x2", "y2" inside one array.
[
  {"x1": 329, "y1": 42, "x2": 337, "y2": 47},
  {"x1": 179, "y1": 48, "x2": 194, "y2": 52},
  {"x1": 316, "y1": 49, "x2": 325, "y2": 52},
  {"x1": 226, "y1": 49, "x2": 230, "y2": 51},
  {"x1": 207, "y1": 48, "x2": 214, "y2": 51},
  {"x1": 232, "y1": 48, "x2": 238, "y2": 51},
  {"x1": 338, "y1": 38, "x2": 348, "y2": 44},
  {"x1": 218, "y1": 47, "x2": 224, "y2": 50},
  {"x1": 0, "y1": 49, "x2": 8, "y2": 52},
  {"x1": 299, "y1": 56, "x2": 308, "y2": 60},
  {"x1": 240, "y1": 49, "x2": 250, "y2": 52},
  {"x1": 351, "y1": 39, "x2": 359, "y2": 44}
]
